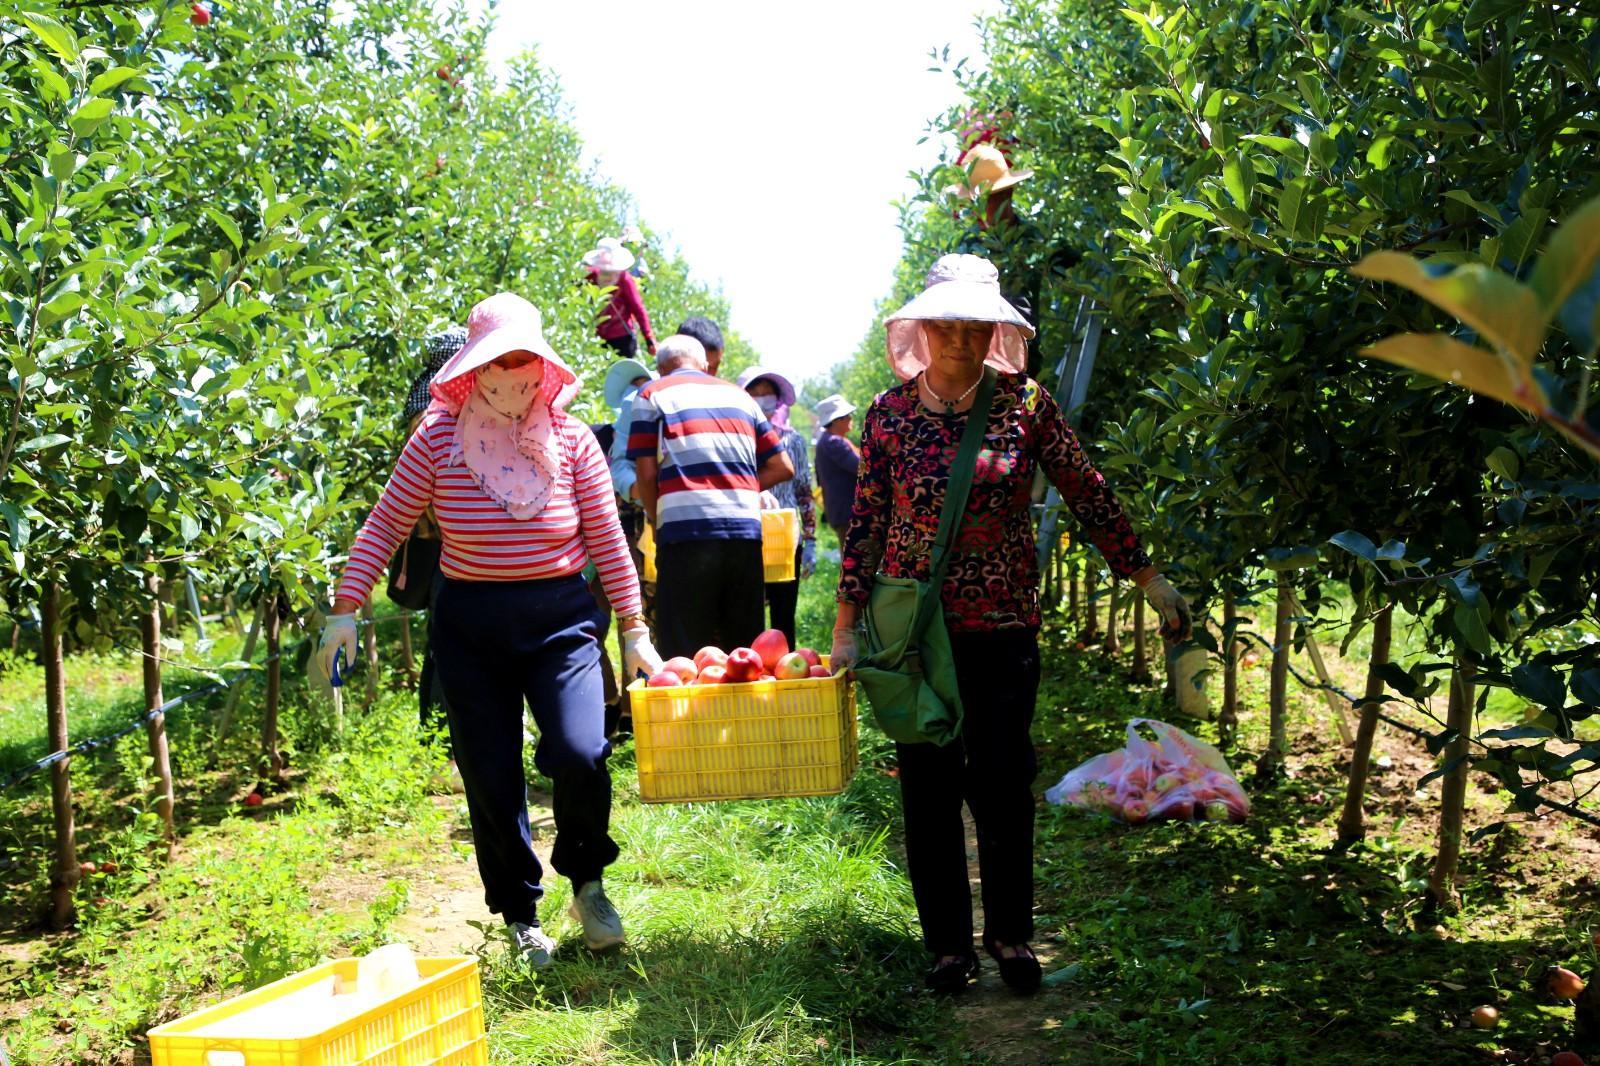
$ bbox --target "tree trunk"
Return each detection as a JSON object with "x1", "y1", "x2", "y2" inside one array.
[
  {"x1": 1219, "y1": 587, "x2": 1239, "y2": 747},
  {"x1": 1255, "y1": 575, "x2": 1293, "y2": 778},
  {"x1": 1337, "y1": 604, "x2": 1393, "y2": 848},
  {"x1": 43, "y1": 581, "x2": 78, "y2": 929},
  {"x1": 1104, "y1": 582, "x2": 1122, "y2": 656},
  {"x1": 361, "y1": 600, "x2": 379, "y2": 707},
  {"x1": 218, "y1": 599, "x2": 264, "y2": 740},
  {"x1": 142, "y1": 571, "x2": 176, "y2": 854},
  {"x1": 397, "y1": 612, "x2": 417, "y2": 687},
  {"x1": 1426, "y1": 654, "x2": 1476, "y2": 912},
  {"x1": 262, "y1": 593, "x2": 284, "y2": 780},
  {"x1": 1131, "y1": 593, "x2": 1151, "y2": 682},
  {"x1": 1068, "y1": 560, "x2": 1080, "y2": 627},
  {"x1": 1083, "y1": 568, "x2": 1101, "y2": 644}
]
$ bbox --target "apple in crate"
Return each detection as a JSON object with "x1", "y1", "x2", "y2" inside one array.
[
  {"x1": 751, "y1": 628, "x2": 790, "y2": 671},
  {"x1": 647, "y1": 670, "x2": 683, "y2": 688},
  {"x1": 698, "y1": 665, "x2": 727, "y2": 685},
  {"x1": 725, "y1": 647, "x2": 763, "y2": 682},
  {"x1": 661, "y1": 657, "x2": 698, "y2": 684},
  {"x1": 774, "y1": 652, "x2": 811, "y2": 680},
  {"x1": 694, "y1": 646, "x2": 728, "y2": 673},
  {"x1": 794, "y1": 647, "x2": 821, "y2": 668},
  {"x1": 808, "y1": 665, "x2": 832, "y2": 678}
]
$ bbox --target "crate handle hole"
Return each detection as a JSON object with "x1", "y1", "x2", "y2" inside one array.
[{"x1": 206, "y1": 1053, "x2": 246, "y2": 1066}]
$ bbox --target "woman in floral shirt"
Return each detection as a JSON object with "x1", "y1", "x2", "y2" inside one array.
[{"x1": 830, "y1": 255, "x2": 1192, "y2": 995}]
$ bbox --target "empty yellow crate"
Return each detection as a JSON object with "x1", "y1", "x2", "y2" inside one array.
[
  {"x1": 629, "y1": 664, "x2": 857, "y2": 802},
  {"x1": 761, "y1": 508, "x2": 798, "y2": 582},
  {"x1": 147, "y1": 956, "x2": 486, "y2": 1066}
]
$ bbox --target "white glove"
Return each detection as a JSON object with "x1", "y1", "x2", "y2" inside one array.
[
  {"x1": 621, "y1": 625, "x2": 664, "y2": 682},
  {"x1": 829, "y1": 627, "x2": 859, "y2": 674},
  {"x1": 1141, "y1": 573, "x2": 1193, "y2": 642},
  {"x1": 759, "y1": 490, "x2": 780, "y2": 510},
  {"x1": 318, "y1": 613, "x2": 359, "y2": 683}
]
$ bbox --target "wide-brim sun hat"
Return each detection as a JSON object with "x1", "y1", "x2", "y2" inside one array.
[
  {"x1": 884, "y1": 254, "x2": 1035, "y2": 382},
  {"x1": 581, "y1": 237, "x2": 636, "y2": 274},
  {"x1": 734, "y1": 365, "x2": 797, "y2": 409},
  {"x1": 945, "y1": 142, "x2": 1034, "y2": 201},
  {"x1": 432, "y1": 292, "x2": 580, "y2": 407},
  {"x1": 604, "y1": 357, "x2": 655, "y2": 410},
  {"x1": 814, "y1": 394, "x2": 856, "y2": 428}
]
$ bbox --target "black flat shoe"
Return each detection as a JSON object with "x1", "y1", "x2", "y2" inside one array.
[
  {"x1": 924, "y1": 952, "x2": 979, "y2": 994},
  {"x1": 983, "y1": 934, "x2": 1041, "y2": 994}
]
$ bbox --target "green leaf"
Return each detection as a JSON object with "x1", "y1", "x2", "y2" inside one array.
[
  {"x1": 46, "y1": 143, "x2": 76, "y2": 183},
  {"x1": 1528, "y1": 195, "x2": 1600, "y2": 315},
  {"x1": 1361, "y1": 333, "x2": 1545, "y2": 414},
  {"x1": 205, "y1": 208, "x2": 243, "y2": 251},
  {"x1": 1510, "y1": 663, "x2": 1564, "y2": 709},
  {"x1": 17, "y1": 434, "x2": 71, "y2": 452},
  {"x1": 1486, "y1": 446, "x2": 1519, "y2": 480},
  {"x1": 1498, "y1": 213, "x2": 1546, "y2": 274},
  {"x1": 1453, "y1": 603, "x2": 1490, "y2": 654},
  {"x1": 1376, "y1": 540, "x2": 1407, "y2": 561},
  {"x1": 179, "y1": 513, "x2": 201, "y2": 543},
  {"x1": 1328, "y1": 531, "x2": 1377, "y2": 561},
  {"x1": 1353, "y1": 253, "x2": 1546, "y2": 362},
  {"x1": 1277, "y1": 177, "x2": 1313, "y2": 241},
  {"x1": 18, "y1": 12, "x2": 80, "y2": 64},
  {"x1": 1223, "y1": 152, "x2": 1249, "y2": 209},
  {"x1": 68, "y1": 98, "x2": 116, "y2": 137},
  {"x1": 88, "y1": 66, "x2": 143, "y2": 96}
]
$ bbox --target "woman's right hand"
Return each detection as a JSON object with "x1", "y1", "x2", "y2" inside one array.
[
  {"x1": 829, "y1": 627, "x2": 859, "y2": 675},
  {"x1": 317, "y1": 612, "x2": 359, "y2": 682}
]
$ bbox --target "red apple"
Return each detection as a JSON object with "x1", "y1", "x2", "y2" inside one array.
[
  {"x1": 794, "y1": 647, "x2": 821, "y2": 668},
  {"x1": 725, "y1": 647, "x2": 763, "y2": 682},
  {"x1": 1470, "y1": 1005, "x2": 1498, "y2": 1029},
  {"x1": 190, "y1": 3, "x2": 211, "y2": 25},
  {"x1": 79, "y1": 861, "x2": 97, "y2": 876},
  {"x1": 1548, "y1": 966, "x2": 1586, "y2": 1000},
  {"x1": 694, "y1": 646, "x2": 729, "y2": 673},
  {"x1": 774, "y1": 652, "x2": 810, "y2": 680},
  {"x1": 808, "y1": 665, "x2": 832, "y2": 678},
  {"x1": 1121, "y1": 798, "x2": 1149, "y2": 824},
  {"x1": 1552, "y1": 1052, "x2": 1586, "y2": 1066},
  {"x1": 750, "y1": 628, "x2": 790, "y2": 671},
  {"x1": 244, "y1": 792, "x2": 263, "y2": 807},
  {"x1": 697, "y1": 665, "x2": 727, "y2": 685},
  {"x1": 98, "y1": 860, "x2": 119, "y2": 874},
  {"x1": 661, "y1": 657, "x2": 698, "y2": 684},
  {"x1": 646, "y1": 670, "x2": 682, "y2": 688},
  {"x1": 436, "y1": 65, "x2": 451, "y2": 80},
  {"x1": 758, "y1": 673, "x2": 776, "y2": 682}
]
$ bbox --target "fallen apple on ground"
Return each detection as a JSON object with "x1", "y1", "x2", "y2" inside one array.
[
  {"x1": 244, "y1": 792, "x2": 263, "y2": 807},
  {"x1": 1552, "y1": 1052, "x2": 1586, "y2": 1066},
  {"x1": 1470, "y1": 1005, "x2": 1498, "y2": 1029},
  {"x1": 1548, "y1": 965, "x2": 1587, "y2": 1000}
]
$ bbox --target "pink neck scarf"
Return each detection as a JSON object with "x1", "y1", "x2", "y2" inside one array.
[{"x1": 433, "y1": 363, "x2": 562, "y2": 521}]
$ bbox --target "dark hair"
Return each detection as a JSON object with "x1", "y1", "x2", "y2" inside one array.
[{"x1": 676, "y1": 316, "x2": 724, "y2": 353}]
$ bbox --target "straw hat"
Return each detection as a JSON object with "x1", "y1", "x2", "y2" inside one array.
[
  {"x1": 735, "y1": 365, "x2": 797, "y2": 408},
  {"x1": 814, "y1": 394, "x2": 856, "y2": 428},
  {"x1": 884, "y1": 254, "x2": 1034, "y2": 382},
  {"x1": 433, "y1": 292, "x2": 579, "y2": 407},
  {"x1": 603, "y1": 358, "x2": 655, "y2": 410},
  {"x1": 946, "y1": 143, "x2": 1034, "y2": 201},
  {"x1": 581, "y1": 237, "x2": 636, "y2": 274}
]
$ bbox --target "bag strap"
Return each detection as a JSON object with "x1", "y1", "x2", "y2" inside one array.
[{"x1": 905, "y1": 366, "x2": 999, "y2": 646}]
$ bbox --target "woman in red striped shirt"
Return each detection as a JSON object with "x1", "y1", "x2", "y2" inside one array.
[{"x1": 319, "y1": 292, "x2": 664, "y2": 969}]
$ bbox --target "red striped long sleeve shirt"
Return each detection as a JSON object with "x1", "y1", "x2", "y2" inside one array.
[{"x1": 336, "y1": 408, "x2": 644, "y2": 617}]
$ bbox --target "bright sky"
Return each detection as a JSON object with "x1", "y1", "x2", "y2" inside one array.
[{"x1": 480, "y1": 0, "x2": 998, "y2": 388}]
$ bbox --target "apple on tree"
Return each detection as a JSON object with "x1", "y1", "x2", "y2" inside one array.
[{"x1": 190, "y1": 3, "x2": 211, "y2": 25}]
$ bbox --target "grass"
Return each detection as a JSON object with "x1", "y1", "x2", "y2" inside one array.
[{"x1": 0, "y1": 555, "x2": 1596, "y2": 1063}]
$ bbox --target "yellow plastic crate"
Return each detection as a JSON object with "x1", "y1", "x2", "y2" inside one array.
[
  {"x1": 761, "y1": 508, "x2": 799, "y2": 582},
  {"x1": 628, "y1": 663, "x2": 857, "y2": 802},
  {"x1": 148, "y1": 956, "x2": 486, "y2": 1066},
  {"x1": 640, "y1": 510, "x2": 798, "y2": 584}
]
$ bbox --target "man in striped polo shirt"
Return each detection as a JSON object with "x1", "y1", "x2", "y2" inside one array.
[{"x1": 628, "y1": 335, "x2": 795, "y2": 658}]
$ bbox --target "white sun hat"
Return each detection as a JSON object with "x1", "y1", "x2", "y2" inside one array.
[
  {"x1": 883, "y1": 254, "x2": 1035, "y2": 382},
  {"x1": 735, "y1": 365, "x2": 797, "y2": 408},
  {"x1": 581, "y1": 237, "x2": 636, "y2": 273},
  {"x1": 814, "y1": 394, "x2": 856, "y2": 429}
]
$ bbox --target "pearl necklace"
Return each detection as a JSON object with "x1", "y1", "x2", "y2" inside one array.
[{"x1": 921, "y1": 371, "x2": 982, "y2": 414}]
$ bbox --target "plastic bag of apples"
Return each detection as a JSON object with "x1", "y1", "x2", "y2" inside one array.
[
  {"x1": 1044, "y1": 718, "x2": 1250, "y2": 824},
  {"x1": 644, "y1": 629, "x2": 832, "y2": 688}
]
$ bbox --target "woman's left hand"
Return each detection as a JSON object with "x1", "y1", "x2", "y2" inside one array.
[{"x1": 621, "y1": 624, "x2": 664, "y2": 681}]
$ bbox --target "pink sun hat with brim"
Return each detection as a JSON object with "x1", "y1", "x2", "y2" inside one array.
[
  {"x1": 884, "y1": 254, "x2": 1035, "y2": 383},
  {"x1": 430, "y1": 292, "x2": 580, "y2": 409}
]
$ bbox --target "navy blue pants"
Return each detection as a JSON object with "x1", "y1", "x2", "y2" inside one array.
[{"x1": 431, "y1": 575, "x2": 619, "y2": 926}]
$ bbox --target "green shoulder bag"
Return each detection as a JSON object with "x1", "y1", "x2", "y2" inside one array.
[{"x1": 853, "y1": 367, "x2": 997, "y2": 746}]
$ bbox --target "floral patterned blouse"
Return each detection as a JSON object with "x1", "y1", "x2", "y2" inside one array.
[{"x1": 837, "y1": 374, "x2": 1151, "y2": 633}]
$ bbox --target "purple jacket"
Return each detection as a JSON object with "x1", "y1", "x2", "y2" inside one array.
[{"x1": 814, "y1": 431, "x2": 860, "y2": 530}]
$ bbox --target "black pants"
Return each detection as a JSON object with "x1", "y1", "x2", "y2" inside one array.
[
  {"x1": 654, "y1": 537, "x2": 765, "y2": 660},
  {"x1": 896, "y1": 628, "x2": 1041, "y2": 956},
  {"x1": 763, "y1": 545, "x2": 804, "y2": 647},
  {"x1": 431, "y1": 575, "x2": 619, "y2": 926},
  {"x1": 602, "y1": 332, "x2": 638, "y2": 359}
]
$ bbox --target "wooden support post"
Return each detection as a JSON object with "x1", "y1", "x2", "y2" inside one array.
[
  {"x1": 1104, "y1": 581, "x2": 1121, "y2": 656},
  {"x1": 1337, "y1": 604, "x2": 1393, "y2": 847},
  {"x1": 1287, "y1": 589, "x2": 1355, "y2": 746},
  {"x1": 1220, "y1": 587, "x2": 1239, "y2": 747},
  {"x1": 44, "y1": 581, "x2": 79, "y2": 929},
  {"x1": 1131, "y1": 592, "x2": 1151, "y2": 682},
  {"x1": 397, "y1": 612, "x2": 417, "y2": 687},
  {"x1": 1083, "y1": 568, "x2": 1101, "y2": 644},
  {"x1": 1426, "y1": 654, "x2": 1476, "y2": 912},
  {"x1": 1256, "y1": 574, "x2": 1293, "y2": 778},
  {"x1": 142, "y1": 571, "x2": 177, "y2": 854},
  {"x1": 361, "y1": 600, "x2": 379, "y2": 707},
  {"x1": 262, "y1": 593, "x2": 284, "y2": 780},
  {"x1": 217, "y1": 599, "x2": 264, "y2": 740},
  {"x1": 1068, "y1": 559, "x2": 1080, "y2": 626}
]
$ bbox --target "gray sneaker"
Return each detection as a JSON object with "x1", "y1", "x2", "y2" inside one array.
[
  {"x1": 568, "y1": 881, "x2": 624, "y2": 952},
  {"x1": 506, "y1": 921, "x2": 556, "y2": 968}
]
